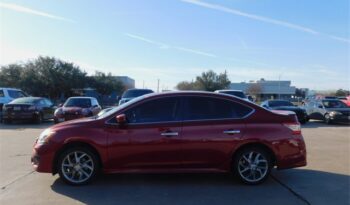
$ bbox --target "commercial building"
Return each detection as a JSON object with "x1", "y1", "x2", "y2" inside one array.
[
  {"x1": 230, "y1": 78, "x2": 296, "y2": 100},
  {"x1": 114, "y1": 76, "x2": 135, "y2": 89}
]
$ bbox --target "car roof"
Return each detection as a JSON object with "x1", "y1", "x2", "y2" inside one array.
[
  {"x1": 125, "y1": 88, "x2": 153, "y2": 91},
  {"x1": 68, "y1": 96, "x2": 95, "y2": 99},
  {"x1": 0, "y1": 87, "x2": 22, "y2": 90},
  {"x1": 215, "y1": 89, "x2": 244, "y2": 92}
]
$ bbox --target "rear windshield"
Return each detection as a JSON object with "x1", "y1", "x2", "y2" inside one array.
[
  {"x1": 10, "y1": 98, "x2": 39, "y2": 104},
  {"x1": 220, "y1": 91, "x2": 246, "y2": 99},
  {"x1": 322, "y1": 100, "x2": 347, "y2": 108},
  {"x1": 269, "y1": 100, "x2": 294, "y2": 107},
  {"x1": 122, "y1": 90, "x2": 153, "y2": 98},
  {"x1": 8, "y1": 90, "x2": 27, "y2": 98},
  {"x1": 64, "y1": 98, "x2": 91, "y2": 108}
]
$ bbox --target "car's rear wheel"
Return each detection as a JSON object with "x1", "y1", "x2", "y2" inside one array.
[
  {"x1": 57, "y1": 147, "x2": 99, "y2": 185},
  {"x1": 233, "y1": 147, "x2": 272, "y2": 185}
]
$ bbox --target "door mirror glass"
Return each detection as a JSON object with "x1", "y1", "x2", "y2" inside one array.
[{"x1": 116, "y1": 114, "x2": 127, "y2": 124}]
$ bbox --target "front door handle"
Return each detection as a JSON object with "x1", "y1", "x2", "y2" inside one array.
[
  {"x1": 160, "y1": 132, "x2": 178, "y2": 137},
  {"x1": 223, "y1": 130, "x2": 240, "y2": 135}
]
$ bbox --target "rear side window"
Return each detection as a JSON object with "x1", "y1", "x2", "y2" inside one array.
[
  {"x1": 184, "y1": 97, "x2": 253, "y2": 121},
  {"x1": 125, "y1": 97, "x2": 180, "y2": 123}
]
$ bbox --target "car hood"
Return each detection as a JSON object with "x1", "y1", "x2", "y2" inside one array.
[
  {"x1": 270, "y1": 106, "x2": 303, "y2": 111},
  {"x1": 50, "y1": 117, "x2": 97, "y2": 130},
  {"x1": 61, "y1": 107, "x2": 85, "y2": 112}
]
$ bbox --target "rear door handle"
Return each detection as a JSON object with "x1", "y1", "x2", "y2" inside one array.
[
  {"x1": 161, "y1": 132, "x2": 179, "y2": 137},
  {"x1": 223, "y1": 130, "x2": 240, "y2": 135}
]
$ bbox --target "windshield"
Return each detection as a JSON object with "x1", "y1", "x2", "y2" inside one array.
[
  {"x1": 64, "y1": 98, "x2": 91, "y2": 108},
  {"x1": 220, "y1": 91, "x2": 246, "y2": 99},
  {"x1": 97, "y1": 96, "x2": 146, "y2": 119},
  {"x1": 269, "y1": 100, "x2": 294, "y2": 107},
  {"x1": 122, "y1": 89, "x2": 153, "y2": 98},
  {"x1": 10, "y1": 97, "x2": 39, "y2": 104},
  {"x1": 322, "y1": 100, "x2": 347, "y2": 108}
]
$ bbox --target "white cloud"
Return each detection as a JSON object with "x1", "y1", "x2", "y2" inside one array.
[
  {"x1": 124, "y1": 33, "x2": 217, "y2": 58},
  {"x1": 181, "y1": 0, "x2": 349, "y2": 44},
  {"x1": 0, "y1": 2, "x2": 76, "y2": 23}
]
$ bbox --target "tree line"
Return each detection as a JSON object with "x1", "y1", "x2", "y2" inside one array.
[{"x1": 0, "y1": 56, "x2": 125, "y2": 99}]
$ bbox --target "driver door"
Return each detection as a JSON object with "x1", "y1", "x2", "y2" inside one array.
[{"x1": 105, "y1": 97, "x2": 184, "y2": 171}]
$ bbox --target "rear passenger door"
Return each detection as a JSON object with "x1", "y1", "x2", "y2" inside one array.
[{"x1": 181, "y1": 96, "x2": 253, "y2": 170}]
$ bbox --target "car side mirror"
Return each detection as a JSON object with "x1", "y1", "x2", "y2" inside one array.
[
  {"x1": 116, "y1": 114, "x2": 127, "y2": 125},
  {"x1": 318, "y1": 105, "x2": 323, "y2": 108},
  {"x1": 58, "y1": 103, "x2": 63, "y2": 107}
]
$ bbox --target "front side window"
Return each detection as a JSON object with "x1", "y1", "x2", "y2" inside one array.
[
  {"x1": 125, "y1": 97, "x2": 180, "y2": 124},
  {"x1": 322, "y1": 100, "x2": 347, "y2": 108},
  {"x1": 184, "y1": 97, "x2": 253, "y2": 121}
]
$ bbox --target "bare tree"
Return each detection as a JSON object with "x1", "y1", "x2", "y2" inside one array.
[{"x1": 247, "y1": 83, "x2": 262, "y2": 101}]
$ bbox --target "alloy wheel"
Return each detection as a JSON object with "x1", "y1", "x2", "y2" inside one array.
[
  {"x1": 237, "y1": 151, "x2": 269, "y2": 183},
  {"x1": 61, "y1": 151, "x2": 95, "y2": 184}
]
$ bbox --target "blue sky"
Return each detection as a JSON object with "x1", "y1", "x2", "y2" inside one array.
[{"x1": 0, "y1": 0, "x2": 349, "y2": 90}]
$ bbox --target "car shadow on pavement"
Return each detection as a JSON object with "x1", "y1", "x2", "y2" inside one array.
[
  {"x1": 0, "y1": 121, "x2": 54, "y2": 130},
  {"x1": 50, "y1": 170, "x2": 349, "y2": 205},
  {"x1": 271, "y1": 169, "x2": 350, "y2": 205}
]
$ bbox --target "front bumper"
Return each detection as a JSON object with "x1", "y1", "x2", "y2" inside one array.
[
  {"x1": 31, "y1": 143, "x2": 55, "y2": 173},
  {"x1": 330, "y1": 115, "x2": 350, "y2": 123}
]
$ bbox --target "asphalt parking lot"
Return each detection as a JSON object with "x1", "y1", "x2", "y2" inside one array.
[{"x1": 0, "y1": 121, "x2": 349, "y2": 205}]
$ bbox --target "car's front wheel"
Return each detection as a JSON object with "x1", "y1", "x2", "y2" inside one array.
[
  {"x1": 233, "y1": 147, "x2": 272, "y2": 185},
  {"x1": 324, "y1": 113, "x2": 332, "y2": 124},
  {"x1": 57, "y1": 147, "x2": 99, "y2": 185}
]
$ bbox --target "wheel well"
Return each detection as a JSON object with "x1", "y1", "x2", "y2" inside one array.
[
  {"x1": 232, "y1": 143, "x2": 276, "y2": 168},
  {"x1": 52, "y1": 141, "x2": 102, "y2": 175}
]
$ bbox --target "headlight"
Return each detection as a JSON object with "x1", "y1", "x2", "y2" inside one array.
[
  {"x1": 54, "y1": 108, "x2": 63, "y2": 116},
  {"x1": 37, "y1": 129, "x2": 55, "y2": 145},
  {"x1": 329, "y1": 111, "x2": 342, "y2": 116}
]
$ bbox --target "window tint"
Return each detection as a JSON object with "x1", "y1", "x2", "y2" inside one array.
[
  {"x1": 184, "y1": 97, "x2": 253, "y2": 121},
  {"x1": 122, "y1": 89, "x2": 153, "y2": 98},
  {"x1": 44, "y1": 99, "x2": 53, "y2": 107},
  {"x1": 0, "y1": 90, "x2": 4, "y2": 97},
  {"x1": 64, "y1": 98, "x2": 92, "y2": 108},
  {"x1": 125, "y1": 97, "x2": 180, "y2": 123},
  {"x1": 8, "y1": 90, "x2": 26, "y2": 98}
]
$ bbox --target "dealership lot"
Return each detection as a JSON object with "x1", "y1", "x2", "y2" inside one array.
[{"x1": 0, "y1": 121, "x2": 349, "y2": 205}]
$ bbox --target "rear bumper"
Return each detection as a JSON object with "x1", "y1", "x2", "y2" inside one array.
[
  {"x1": 275, "y1": 136, "x2": 307, "y2": 169},
  {"x1": 3, "y1": 111, "x2": 37, "y2": 120}
]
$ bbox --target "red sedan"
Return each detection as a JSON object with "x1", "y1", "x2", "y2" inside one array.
[
  {"x1": 32, "y1": 92, "x2": 306, "y2": 185},
  {"x1": 54, "y1": 97, "x2": 101, "y2": 123}
]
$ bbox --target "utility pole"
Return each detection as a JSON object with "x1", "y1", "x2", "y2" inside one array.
[
  {"x1": 278, "y1": 74, "x2": 282, "y2": 99},
  {"x1": 157, "y1": 79, "x2": 160, "y2": 93}
]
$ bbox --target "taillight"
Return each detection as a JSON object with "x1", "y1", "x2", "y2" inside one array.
[{"x1": 283, "y1": 123, "x2": 301, "y2": 135}]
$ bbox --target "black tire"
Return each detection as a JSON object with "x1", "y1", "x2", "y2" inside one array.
[
  {"x1": 57, "y1": 146, "x2": 99, "y2": 185},
  {"x1": 35, "y1": 113, "x2": 43, "y2": 124},
  {"x1": 233, "y1": 147, "x2": 272, "y2": 185},
  {"x1": 3, "y1": 119, "x2": 11, "y2": 124},
  {"x1": 324, "y1": 113, "x2": 332, "y2": 124}
]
